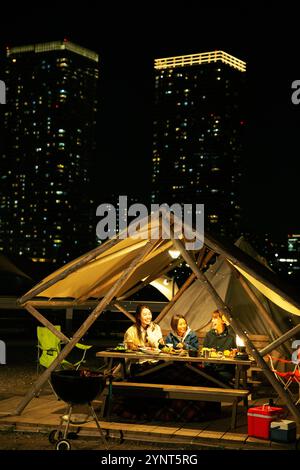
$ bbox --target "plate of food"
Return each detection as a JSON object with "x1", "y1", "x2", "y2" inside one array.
[
  {"x1": 139, "y1": 347, "x2": 161, "y2": 355},
  {"x1": 160, "y1": 346, "x2": 184, "y2": 355},
  {"x1": 105, "y1": 347, "x2": 134, "y2": 353}
]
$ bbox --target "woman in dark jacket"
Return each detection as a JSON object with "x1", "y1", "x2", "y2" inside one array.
[{"x1": 165, "y1": 314, "x2": 199, "y2": 354}]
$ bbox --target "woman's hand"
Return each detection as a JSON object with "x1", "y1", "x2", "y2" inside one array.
[{"x1": 126, "y1": 340, "x2": 139, "y2": 351}]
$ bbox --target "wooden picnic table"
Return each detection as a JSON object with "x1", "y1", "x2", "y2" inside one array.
[
  {"x1": 96, "y1": 350, "x2": 254, "y2": 429},
  {"x1": 96, "y1": 350, "x2": 254, "y2": 389}
]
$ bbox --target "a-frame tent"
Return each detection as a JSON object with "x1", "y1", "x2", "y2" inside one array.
[{"x1": 4, "y1": 211, "x2": 300, "y2": 422}]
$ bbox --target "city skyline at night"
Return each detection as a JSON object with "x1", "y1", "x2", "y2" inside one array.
[{"x1": 0, "y1": 6, "x2": 299, "y2": 263}]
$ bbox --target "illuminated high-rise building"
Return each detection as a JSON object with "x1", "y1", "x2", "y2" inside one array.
[
  {"x1": 0, "y1": 40, "x2": 99, "y2": 265},
  {"x1": 152, "y1": 51, "x2": 246, "y2": 239},
  {"x1": 287, "y1": 234, "x2": 300, "y2": 254}
]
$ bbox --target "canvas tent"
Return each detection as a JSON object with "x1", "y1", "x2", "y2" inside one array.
[
  {"x1": 159, "y1": 236, "x2": 298, "y2": 339},
  {"x1": 3, "y1": 211, "x2": 300, "y2": 421}
]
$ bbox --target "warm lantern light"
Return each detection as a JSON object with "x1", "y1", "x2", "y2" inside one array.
[
  {"x1": 168, "y1": 249, "x2": 180, "y2": 259},
  {"x1": 236, "y1": 335, "x2": 249, "y2": 360},
  {"x1": 236, "y1": 335, "x2": 245, "y2": 348}
]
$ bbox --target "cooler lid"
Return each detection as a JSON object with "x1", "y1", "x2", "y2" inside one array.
[
  {"x1": 247, "y1": 405, "x2": 283, "y2": 416},
  {"x1": 270, "y1": 419, "x2": 296, "y2": 430}
]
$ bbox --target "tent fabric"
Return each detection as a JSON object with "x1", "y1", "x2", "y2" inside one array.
[
  {"x1": 159, "y1": 237, "x2": 298, "y2": 337},
  {"x1": 229, "y1": 261, "x2": 300, "y2": 317},
  {"x1": 22, "y1": 220, "x2": 174, "y2": 301}
]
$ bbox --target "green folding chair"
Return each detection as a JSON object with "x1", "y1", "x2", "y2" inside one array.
[{"x1": 37, "y1": 326, "x2": 92, "y2": 372}]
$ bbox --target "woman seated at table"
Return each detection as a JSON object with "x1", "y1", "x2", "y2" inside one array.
[
  {"x1": 165, "y1": 314, "x2": 199, "y2": 355},
  {"x1": 124, "y1": 304, "x2": 163, "y2": 350},
  {"x1": 203, "y1": 309, "x2": 236, "y2": 384},
  {"x1": 124, "y1": 304, "x2": 164, "y2": 376}
]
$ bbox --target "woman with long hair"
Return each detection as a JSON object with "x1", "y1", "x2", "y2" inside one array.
[{"x1": 124, "y1": 304, "x2": 163, "y2": 350}]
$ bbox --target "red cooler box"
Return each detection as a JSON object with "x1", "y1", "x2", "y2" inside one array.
[{"x1": 247, "y1": 405, "x2": 284, "y2": 439}]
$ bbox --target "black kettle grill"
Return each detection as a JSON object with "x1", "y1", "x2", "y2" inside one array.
[{"x1": 49, "y1": 370, "x2": 107, "y2": 450}]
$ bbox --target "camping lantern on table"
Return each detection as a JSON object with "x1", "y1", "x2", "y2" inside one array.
[
  {"x1": 235, "y1": 335, "x2": 249, "y2": 360},
  {"x1": 49, "y1": 369, "x2": 108, "y2": 450}
]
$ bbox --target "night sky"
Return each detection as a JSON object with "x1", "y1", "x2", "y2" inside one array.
[{"x1": 1, "y1": 4, "x2": 300, "y2": 238}]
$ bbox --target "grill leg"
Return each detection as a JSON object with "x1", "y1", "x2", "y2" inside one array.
[
  {"x1": 63, "y1": 404, "x2": 73, "y2": 439},
  {"x1": 88, "y1": 402, "x2": 108, "y2": 450}
]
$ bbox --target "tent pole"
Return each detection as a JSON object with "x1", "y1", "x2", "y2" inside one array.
[
  {"x1": 24, "y1": 304, "x2": 69, "y2": 343},
  {"x1": 113, "y1": 301, "x2": 136, "y2": 322},
  {"x1": 18, "y1": 236, "x2": 121, "y2": 304},
  {"x1": 13, "y1": 238, "x2": 160, "y2": 416},
  {"x1": 29, "y1": 300, "x2": 76, "y2": 308},
  {"x1": 260, "y1": 323, "x2": 300, "y2": 357},
  {"x1": 227, "y1": 262, "x2": 292, "y2": 356},
  {"x1": 201, "y1": 249, "x2": 217, "y2": 270},
  {"x1": 172, "y1": 237, "x2": 300, "y2": 423}
]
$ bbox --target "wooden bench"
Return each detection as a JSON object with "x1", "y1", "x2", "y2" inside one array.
[{"x1": 101, "y1": 381, "x2": 250, "y2": 430}]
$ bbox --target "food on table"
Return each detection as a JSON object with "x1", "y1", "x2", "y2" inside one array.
[
  {"x1": 210, "y1": 351, "x2": 219, "y2": 358},
  {"x1": 160, "y1": 346, "x2": 184, "y2": 355}
]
